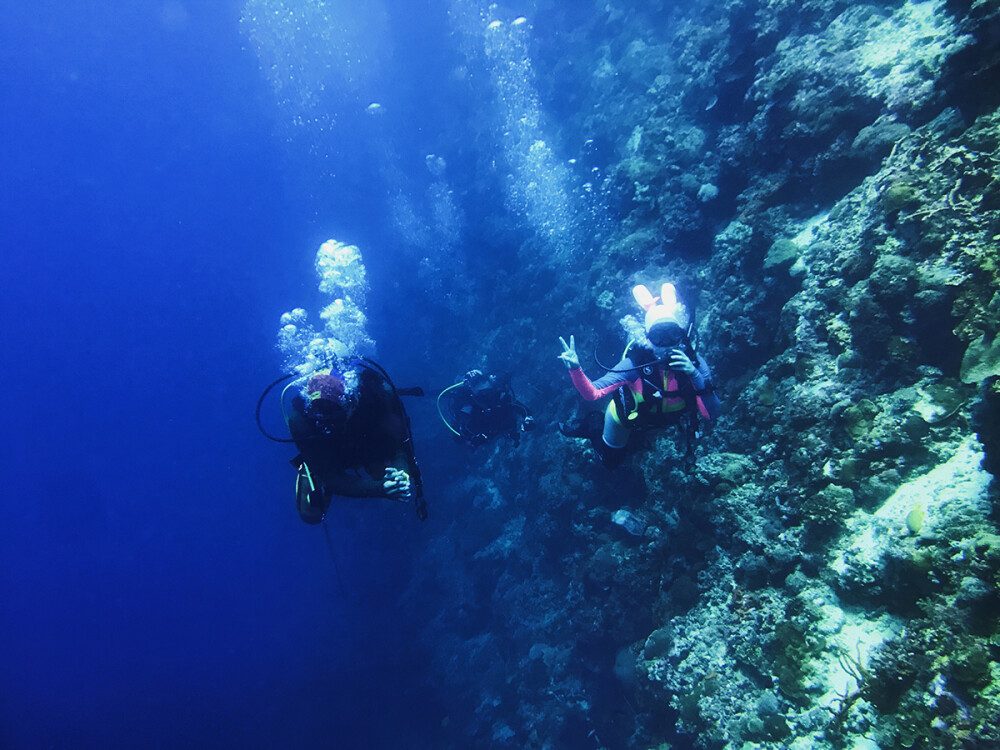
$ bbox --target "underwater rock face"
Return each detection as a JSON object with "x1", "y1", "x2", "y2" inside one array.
[
  {"x1": 961, "y1": 334, "x2": 1000, "y2": 383},
  {"x1": 397, "y1": 1, "x2": 1000, "y2": 748}
]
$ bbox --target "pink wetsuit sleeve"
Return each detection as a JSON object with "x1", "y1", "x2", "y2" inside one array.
[
  {"x1": 691, "y1": 358, "x2": 721, "y2": 420},
  {"x1": 696, "y1": 396, "x2": 711, "y2": 419},
  {"x1": 569, "y1": 367, "x2": 624, "y2": 401}
]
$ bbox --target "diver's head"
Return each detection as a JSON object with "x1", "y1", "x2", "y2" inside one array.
[
  {"x1": 465, "y1": 370, "x2": 502, "y2": 408},
  {"x1": 633, "y1": 282, "x2": 690, "y2": 348},
  {"x1": 305, "y1": 371, "x2": 349, "y2": 426}
]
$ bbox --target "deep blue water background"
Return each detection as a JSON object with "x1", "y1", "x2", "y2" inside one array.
[{"x1": 0, "y1": 2, "x2": 454, "y2": 747}]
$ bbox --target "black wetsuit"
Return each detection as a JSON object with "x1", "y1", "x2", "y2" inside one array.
[
  {"x1": 447, "y1": 374, "x2": 528, "y2": 446},
  {"x1": 289, "y1": 368, "x2": 410, "y2": 509}
]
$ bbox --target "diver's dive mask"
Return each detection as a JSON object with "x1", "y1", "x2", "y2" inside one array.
[{"x1": 647, "y1": 321, "x2": 685, "y2": 348}]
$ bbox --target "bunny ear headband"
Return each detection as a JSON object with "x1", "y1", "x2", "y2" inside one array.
[{"x1": 632, "y1": 282, "x2": 678, "y2": 312}]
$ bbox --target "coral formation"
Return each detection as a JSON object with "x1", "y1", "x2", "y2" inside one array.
[{"x1": 305, "y1": 0, "x2": 1000, "y2": 747}]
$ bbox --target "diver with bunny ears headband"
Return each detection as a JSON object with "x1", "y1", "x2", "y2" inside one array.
[{"x1": 558, "y1": 282, "x2": 720, "y2": 468}]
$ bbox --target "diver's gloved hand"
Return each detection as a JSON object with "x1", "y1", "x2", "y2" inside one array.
[
  {"x1": 383, "y1": 468, "x2": 412, "y2": 501},
  {"x1": 668, "y1": 349, "x2": 703, "y2": 387},
  {"x1": 558, "y1": 335, "x2": 580, "y2": 370}
]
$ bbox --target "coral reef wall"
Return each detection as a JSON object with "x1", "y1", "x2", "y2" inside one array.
[{"x1": 407, "y1": 0, "x2": 1000, "y2": 748}]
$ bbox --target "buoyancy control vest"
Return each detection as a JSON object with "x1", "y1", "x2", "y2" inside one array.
[{"x1": 609, "y1": 342, "x2": 700, "y2": 427}]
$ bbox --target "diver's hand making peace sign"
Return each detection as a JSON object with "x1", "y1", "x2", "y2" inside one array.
[{"x1": 558, "y1": 335, "x2": 580, "y2": 370}]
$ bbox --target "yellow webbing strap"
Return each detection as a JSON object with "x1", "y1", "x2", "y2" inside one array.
[
  {"x1": 436, "y1": 382, "x2": 464, "y2": 437},
  {"x1": 280, "y1": 377, "x2": 308, "y2": 428}
]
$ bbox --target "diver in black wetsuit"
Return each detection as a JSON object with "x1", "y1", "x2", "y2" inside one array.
[
  {"x1": 286, "y1": 363, "x2": 425, "y2": 523},
  {"x1": 437, "y1": 369, "x2": 535, "y2": 446}
]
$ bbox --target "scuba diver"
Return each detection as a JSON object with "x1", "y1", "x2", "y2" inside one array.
[
  {"x1": 256, "y1": 359, "x2": 428, "y2": 524},
  {"x1": 437, "y1": 369, "x2": 535, "y2": 446},
  {"x1": 557, "y1": 282, "x2": 721, "y2": 469}
]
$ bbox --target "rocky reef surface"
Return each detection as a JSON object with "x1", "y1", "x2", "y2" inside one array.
[{"x1": 405, "y1": 0, "x2": 1000, "y2": 747}]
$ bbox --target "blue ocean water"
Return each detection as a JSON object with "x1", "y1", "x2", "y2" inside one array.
[
  {"x1": 7, "y1": 1, "x2": 997, "y2": 748},
  {"x1": 0, "y1": 2, "x2": 455, "y2": 748}
]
